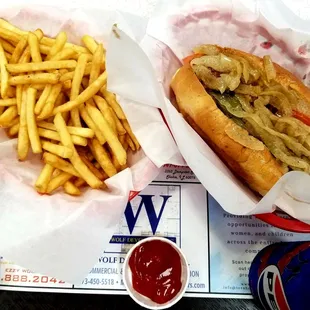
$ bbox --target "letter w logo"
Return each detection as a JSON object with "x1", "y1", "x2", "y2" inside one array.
[{"x1": 124, "y1": 195, "x2": 172, "y2": 234}]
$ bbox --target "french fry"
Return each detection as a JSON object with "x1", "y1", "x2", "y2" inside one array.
[
  {"x1": 54, "y1": 113, "x2": 103, "y2": 189},
  {"x1": 5, "y1": 85, "x2": 16, "y2": 98},
  {"x1": 46, "y1": 171, "x2": 73, "y2": 194},
  {"x1": 45, "y1": 31, "x2": 67, "y2": 60},
  {"x1": 82, "y1": 35, "x2": 98, "y2": 54},
  {"x1": 54, "y1": 91, "x2": 66, "y2": 108},
  {"x1": 126, "y1": 134, "x2": 135, "y2": 151},
  {"x1": 122, "y1": 119, "x2": 140, "y2": 150},
  {"x1": 111, "y1": 152, "x2": 121, "y2": 172},
  {"x1": 37, "y1": 121, "x2": 94, "y2": 138},
  {"x1": 26, "y1": 87, "x2": 42, "y2": 153},
  {"x1": 63, "y1": 181, "x2": 81, "y2": 196},
  {"x1": 17, "y1": 87, "x2": 29, "y2": 160},
  {"x1": 86, "y1": 103, "x2": 127, "y2": 165},
  {"x1": 89, "y1": 44, "x2": 103, "y2": 85},
  {"x1": 101, "y1": 89, "x2": 126, "y2": 120},
  {"x1": 0, "y1": 19, "x2": 27, "y2": 36},
  {"x1": 0, "y1": 98, "x2": 17, "y2": 106},
  {"x1": 41, "y1": 36, "x2": 89, "y2": 54},
  {"x1": 74, "y1": 178, "x2": 86, "y2": 188},
  {"x1": 70, "y1": 53, "x2": 88, "y2": 126},
  {"x1": 0, "y1": 27, "x2": 22, "y2": 45},
  {"x1": 62, "y1": 79, "x2": 72, "y2": 90},
  {"x1": 71, "y1": 52, "x2": 93, "y2": 62},
  {"x1": 37, "y1": 83, "x2": 62, "y2": 120},
  {"x1": 9, "y1": 72, "x2": 60, "y2": 85},
  {"x1": 53, "y1": 71, "x2": 107, "y2": 114},
  {"x1": 28, "y1": 32, "x2": 42, "y2": 63},
  {"x1": 4, "y1": 52, "x2": 11, "y2": 61},
  {"x1": 18, "y1": 29, "x2": 43, "y2": 64},
  {"x1": 93, "y1": 95, "x2": 116, "y2": 133},
  {"x1": 43, "y1": 152, "x2": 80, "y2": 177},
  {"x1": 38, "y1": 128, "x2": 87, "y2": 146},
  {"x1": 9, "y1": 35, "x2": 28, "y2": 64},
  {"x1": 80, "y1": 155, "x2": 105, "y2": 180},
  {"x1": 0, "y1": 106, "x2": 18, "y2": 127},
  {"x1": 35, "y1": 163, "x2": 54, "y2": 194},
  {"x1": 6, "y1": 60, "x2": 77, "y2": 73},
  {"x1": 89, "y1": 139, "x2": 117, "y2": 177},
  {"x1": 39, "y1": 44, "x2": 50, "y2": 55},
  {"x1": 50, "y1": 48, "x2": 76, "y2": 61},
  {"x1": 0, "y1": 41, "x2": 9, "y2": 98},
  {"x1": 0, "y1": 38, "x2": 14, "y2": 53},
  {"x1": 34, "y1": 84, "x2": 52, "y2": 115},
  {"x1": 8, "y1": 121, "x2": 19, "y2": 137},
  {"x1": 59, "y1": 63, "x2": 91, "y2": 82},
  {"x1": 42, "y1": 141, "x2": 73, "y2": 159}
]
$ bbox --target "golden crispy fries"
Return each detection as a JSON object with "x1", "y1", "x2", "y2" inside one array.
[
  {"x1": 89, "y1": 139, "x2": 117, "y2": 177},
  {"x1": 54, "y1": 113, "x2": 103, "y2": 188},
  {"x1": 50, "y1": 48, "x2": 77, "y2": 61},
  {"x1": 0, "y1": 19, "x2": 140, "y2": 196},
  {"x1": 63, "y1": 181, "x2": 81, "y2": 196},
  {"x1": 10, "y1": 35, "x2": 28, "y2": 64},
  {"x1": 89, "y1": 44, "x2": 103, "y2": 85},
  {"x1": 45, "y1": 31, "x2": 67, "y2": 61},
  {"x1": 39, "y1": 44, "x2": 50, "y2": 55},
  {"x1": 60, "y1": 63, "x2": 91, "y2": 82},
  {"x1": 70, "y1": 53, "x2": 88, "y2": 126},
  {"x1": 37, "y1": 83, "x2": 62, "y2": 120},
  {"x1": 80, "y1": 155, "x2": 105, "y2": 180},
  {"x1": 43, "y1": 152, "x2": 80, "y2": 177},
  {"x1": 47, "y1": 171, "x2": 73, "y2": 194},
  {"x1": 79, "y1": 105, "x2": 106, "y2": 144},
  {"x1": 126, "y1": 134, "x2": 135, "y2": 151},
  {"x1": 38, "y1": 128, "x2": 87, "y2": 146},
  {"x1": 28, "y1": 32, "x2": 42, "y2": 63},
  {"x1": 42, "y1": 141, "x2": 73, "y2": 159},
  {"x1": 101, "y1": 89, "x2": 126, "y2": 120},
  {"x1": 86, "y1": 103, "x2": 127, "y2": 165},
  {"x1": 0, "y1": 38, "x2": 14, "y2": 53},
  {"x1": 6, "y1": 60, "x2": 77, "y2": 73},
  {"x1": 37, "y1": 121, "x2": 94, "y2": 138},
  {"x1": 26, "y1": 87, "x2": 42, "y2": 153},
  {"x1": 53, "y1": 71, "x2": 107, "y2": 114},
  {"x1": 0, "y1": 27, "x2": 21, "y2": 45},
  {"x1": 0, "y1": 41, "x2": 9, "y2": 98},
  {"x1": 34, "y1": 84, "x2": 52, "y2": 115},
  {"x1": 8, "y1": 121, "x2": 19, "y2": 137},
  {"x1": 82, "y1": 35, "x2": 98, "y2": 54},
  {"x1": 35, "y1": 163, "x2": 54, "y2": 194},
  {"x1": 9, "y1": 72, "x2": 60, "y2": 85},
  {"x1": 0, "y1": 106, "x2": 18, "y2": 127},
  {"x1": 93, "y1": 95, "x2": 116, "y2": 133},
  {"x1": 17, "y1": 86, "x2": 29, "y2": 160},
  {"x1": 0, "y1": 98, "x2": 16, "y2": 106},
  {"x1": 122, "y1": 119, "x2": 140, "y2": 150}
]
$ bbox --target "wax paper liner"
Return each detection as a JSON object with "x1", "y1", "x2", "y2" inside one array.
[
  {"x1": 0, "y1": 5, "x2": 183, "y2": 284},
  {"x1": 108, "y1": 0, "x2": 310, "y2": 223}
]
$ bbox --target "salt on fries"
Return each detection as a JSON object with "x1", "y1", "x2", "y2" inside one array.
[{"x1": 0, "y1": 19, "x2": 140, "y2": 196}]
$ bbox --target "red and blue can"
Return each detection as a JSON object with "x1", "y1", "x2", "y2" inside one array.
[{"x1": 249, "y1": 241, "x2": 310, "y2": 310}]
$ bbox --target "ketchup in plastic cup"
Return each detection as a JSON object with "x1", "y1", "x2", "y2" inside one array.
[{"x1": 123, "y1": 237, "x2": 189, "y2": 309}]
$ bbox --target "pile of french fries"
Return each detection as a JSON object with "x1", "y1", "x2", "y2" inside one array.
[{"x1": 0, "y1": 19, "x2": 140, "y2": 196}]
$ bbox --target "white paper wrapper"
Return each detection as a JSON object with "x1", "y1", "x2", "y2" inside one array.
[
  {"x1": 0, "y1": 5, "x2": 183, "y2": 283},
  {"x1": 110, "y1": 0, "x2": 310, "y2": 223}
]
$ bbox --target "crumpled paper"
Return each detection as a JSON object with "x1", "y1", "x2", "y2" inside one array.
[
  {"x1": 109, "y1": 0, "x2": 310, "y2": 223},
  {"x1": 0, "y1": 5, "x2": 183, "y2": 284}
]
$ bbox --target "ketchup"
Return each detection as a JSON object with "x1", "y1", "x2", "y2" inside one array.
[{"x1": 128, "y1": 240, "x2": 182, "y2": 304}]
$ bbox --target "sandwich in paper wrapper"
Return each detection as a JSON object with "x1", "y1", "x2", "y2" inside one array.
[
  {"x1": 0, "y1": 5, "x2": 183, "y2": 283},
  {"x1": 109, "y1": 0, "x2": 310, "y2": 224}
]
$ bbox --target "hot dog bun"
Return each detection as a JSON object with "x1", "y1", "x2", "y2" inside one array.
[{"x1": 171, "y1": 64, "x2": 285, "y2": 196}]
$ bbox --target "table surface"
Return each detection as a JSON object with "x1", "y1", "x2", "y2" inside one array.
[{"x1": 0, "y1": 291, "x2": 262, "y2": 310}]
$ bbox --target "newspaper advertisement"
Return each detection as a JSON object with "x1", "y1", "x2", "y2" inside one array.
[{"x1": 1, "y1": 166, "x2": 309, "y2": 298}]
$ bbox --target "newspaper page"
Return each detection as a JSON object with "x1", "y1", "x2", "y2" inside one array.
[{"x1": 1, "y1": 166, "x2": 309, "y2": 298}]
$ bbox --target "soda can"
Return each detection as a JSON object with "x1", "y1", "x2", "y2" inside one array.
[{"x1": 249, "y1": 241, "x2": 310, "y2": 310}]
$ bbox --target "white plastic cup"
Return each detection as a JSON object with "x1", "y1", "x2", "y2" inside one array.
[{"x1": 123, "y1": 236, "x2": 189, "y2": 309}]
